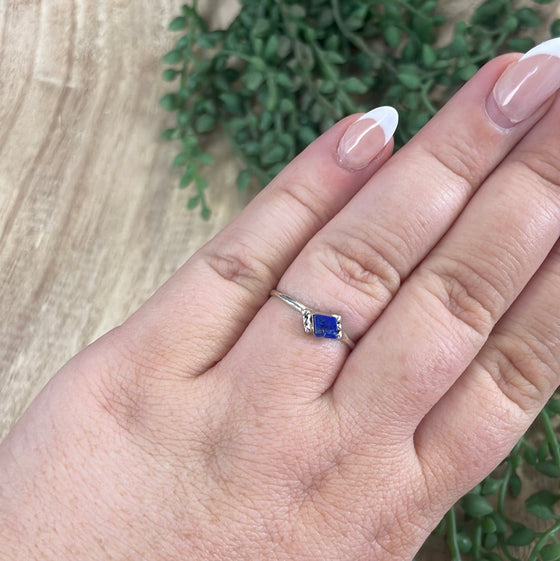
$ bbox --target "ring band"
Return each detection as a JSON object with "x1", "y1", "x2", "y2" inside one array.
[{"x1": 270, "y1": 290, "x2": 355, "y2": 350}]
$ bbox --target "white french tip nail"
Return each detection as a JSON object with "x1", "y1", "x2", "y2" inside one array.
[
  {"x1": 357, "y1": 105, "x2": 400, "y2": 145},
  {"x1": 520, "y1": 37, "x2": 560, "y2": 61}
]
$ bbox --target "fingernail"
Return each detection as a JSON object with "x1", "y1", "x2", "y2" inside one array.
[
  {"x1": 487, "y1": 38, "x2": 560, "y2": 129},
  {"x1": 337, "y1": 106, "x2": 399, "y2": 171}
]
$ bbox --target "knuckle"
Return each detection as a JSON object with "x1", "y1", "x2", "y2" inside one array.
[
  {"x1": 419, "y1": 139, "x2": 481, "y2": 194},
  {"x1": 316, "y1": 226, "x2": 402, "y2": 308},
  {"x1": 86, "y1": 327, "x2": 178, "y2": 438},
  {"x1": 89, "y1": 336, "x2": 152, "y2": 435},
  {"x1": 515, "y1": 148, "x2": 560, "y2": 197},
  {"x1": 479, "y1": 331, "x2": 558, "y2": 414},
  {"x1": 421, "y1": 256, "x2": 503, "y2": 337},
  {"x1": 203, "y1": 236, "x2": 276, "y2": 294},
  {"x1": 276, "y1": 178, "x2": 330, "y2": 226}
]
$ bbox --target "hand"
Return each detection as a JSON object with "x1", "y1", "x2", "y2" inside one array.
[{"x1": 1, "y1": 40, "x2": 560, "y2": 561}]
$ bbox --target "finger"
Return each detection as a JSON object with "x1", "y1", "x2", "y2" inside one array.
[
  {"x1": 118, "y1": 108, "x2": 397, "y2": 376},
  {"x1": 334, "y1": 77, "x2": 560, "y2": 437},
  {"x1": 224, "y1": 51, "x2": 553, "y2": 400},
  {"x1": 414, "y1": 240, "x2": 560, "y2": 498}
]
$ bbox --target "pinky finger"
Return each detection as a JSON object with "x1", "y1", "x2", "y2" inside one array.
[{"x1": 414, "y1": 241, "x2": 560, "y2": 500}]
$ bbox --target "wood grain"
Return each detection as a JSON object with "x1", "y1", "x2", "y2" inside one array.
[{"x1": 0, "y1": 0, "x2": 246, "y2": 438}]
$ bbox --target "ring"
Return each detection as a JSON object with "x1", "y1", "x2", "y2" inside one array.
[{"x1": 270, "y1": 290, "x2": 355, "y2": 350}]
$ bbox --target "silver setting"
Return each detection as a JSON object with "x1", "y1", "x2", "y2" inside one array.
[
  {"x1": 303, "y1": 309, "x2": 313, "y2": 334},
  {"x1": 335, "y1": 315, "x2": 342, "y2": 339},
  {"x1": 270, "y1": 289, "x2": 355, "y2": 349}
]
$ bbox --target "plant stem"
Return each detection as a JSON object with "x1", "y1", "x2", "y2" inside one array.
[
  {"x1": 446, "y1": 508, "x2": 462, "y2": 561},
  {"x1": 540, "y1": 409, "x2": 560, "y2": 469},
  {"x1": 527, "y1": 522, "x2": 560, "y2": 561}
]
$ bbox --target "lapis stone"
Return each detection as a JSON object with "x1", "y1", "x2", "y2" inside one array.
[{"x1": 313, "y1": 314, "x2": 339, "y2": 339}]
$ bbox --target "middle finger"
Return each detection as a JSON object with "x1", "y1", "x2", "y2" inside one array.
[{"x1": 222, "y1": 45, "x2": 558, "y2": 401}]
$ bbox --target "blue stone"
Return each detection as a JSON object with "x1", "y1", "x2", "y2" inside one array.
[{"x1": 313, "y1": 314, "x2": 339, "y2": 339}]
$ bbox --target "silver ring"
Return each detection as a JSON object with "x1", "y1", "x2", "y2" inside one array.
[{"x1": 270, "y1": 290, "x2": 355, "y2": 350}]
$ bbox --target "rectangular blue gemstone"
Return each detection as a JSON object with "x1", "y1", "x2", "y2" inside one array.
[{"x1": 313, "y1": 314, "x2": 339, "y2": 339}]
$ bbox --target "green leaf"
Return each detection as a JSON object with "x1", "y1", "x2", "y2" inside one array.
[
  {"x1": 536, "y1": 461, "x2": 560, "y2": 478},
  {"x1": 526, "y1": 504, "x2": 557, "y2": 520},
  {"x1": 162, "y1": 68, "x2": 179, "y2": 81},
  {"x1": 451, "y1": 35, "x2": 469, "y2": 56},
  {"x1": 180, "y1": 169, "x2": 193, "y2": 188},
  {"x1": 261, "y1": 145, "x2": 286, "y2": 166},
  {"x1": 200, "y1": 205, "x2": 211, "y2": 220},
  {"x1": 194, "y1": 115, "x2": 216, "y2": 134},
  {"x1": 503, "y1": 16, "x2": 519, "y2": 33},
  {"x1": 277, "y1": 36, "x2": 292, "y2": 59},
  {"x1": 197, "y1": 32, "x2": 221, "y2": 49},
  {"x1": 507, "y1": 37, "x2": 535, "y2": 52},
  {"x1": 412, "y1": 14, "x2": 435, "y2": 43},
  {"x1": 341, "y1": 77, "x2": 369, "y2": 94},
  {"x1": 187, "y1": 195, "x2": 199, "y2": 209},
  {"x1": 482, "y1": 516, "x2": 497, "y2": 534},
  {"x1": 457, "y1": 64, "x2": 478, "y2": 82},
  {"x1": 524, "y1": 445, "x2": 537, "y2": 465},
  {"x1": 196, "y1": 153, "x2": 214, "y2": 164},
  {"x1": 516, "y1": 8, "x2": 541, "y2": 28},
  {"x1": 541, "y1": 545, "x2": 560, "y2": 561},
  {"x1": 422, "y1": 44, "x2": 437, "y2": 67},
  {"x1": 462, "y1": 494, "x2": 494, "y2": 517},
  {"x1": 279, "y1": 98, "x2": 295, "y2": 114},
  {"x1": 174, "y1": 34, "x2": 190, "y2": 49},
  {"x1": 457, "y1": 532, "x2": 472, "y2": 554},
  {"x1": 481, "y1": 477, "x2": 501, "y2": 495},
  {"x1": 252, "y1": 18, "x2": 270, "y2": 37},
  {"x1": 243, "y1": 71, "x2": 264, "y2": 91},
  {"x1": 551, "y1": 19, "x2": 560, "y2": 37},
  {"x1": 162, "y1": 49, "x2": 182, "y2": 64},
  {"x1": 219, "y1": 93, "x2": 243, "y2": 115},
  {"x1": 264, "y1": 35, "x2": 279, "y2": 62},
  {"x1": 319, "y1": 79, "x2": 337, "y2": 94},
  {"x1": 159, "y1": 93, "x2": 179, "y2": 111},
  {"x1": 538, "y1": 440, "x2": 551, "y2": 461},
  {"x1": 546, "y1": 397, "x2": 560, "y2": 414},
  {"x1": 490, "y1": 512, "x2": 508, "y2": 534},
  {"x1": 509, "y1": 472, "x2": 522, "y2": 497},
  {"x1": 299, "y1": 126, "x2": 317, "y2": 146},
  {"x1": 286, "y1": 4, "x2": 305, "y2": 19},
  {"x1": 173, "y1": 152, "x2": 189, "y2": 168},
  {"x1": 483, "y1": 532, "x2": 498, "y2": 549},
  {"x1": 506, "y1": 525, "x2": 536, "y2": 546},
  {"x1": 384, "y1": 26, "x2": 401, "y2": 48},
  {"x1": 526, "y1": 490, "x2": 560, "y2": 508},
  {"x1": 195, "y1": 176, "x2": 209, "y2": 190},
  {"x1": 472, "y1": 0, "x2": 508, "y2": 26},
  {"x1": 324, "y1": 51, "x2": 346, "y2": 64},
  {"x1": 160, "y1": 128, "x2": 176, "y2": 140},
  {"x1": 168, "y1": 16, "x2": 187, "y2": 31},
  {"x1": 236, "y1": 169, "x2": 251, "y2": 191},
  {"x1": 397, "y1": 72, "x2": 422, "y2": 90}
]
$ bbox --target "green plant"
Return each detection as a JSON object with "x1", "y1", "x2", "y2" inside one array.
[
  {"x1": 160, "y1": 1, "x2": 560, "y2": 558},
  {"x1": 160, "y1": 0, "x2": 560, "y2": 218},
  {"x1": 439, "y1": 398, "x2": 560, "y2": 561}
]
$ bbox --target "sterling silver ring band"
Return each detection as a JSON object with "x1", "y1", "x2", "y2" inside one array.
[{"x1": 270, "y1": 290, "x2": 355, "y2": 350}]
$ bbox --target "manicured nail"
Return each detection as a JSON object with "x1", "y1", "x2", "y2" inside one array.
[
  {"x1": 337, "y1": 106, "x2": 399, "y2": 171},
  {"x1": 487, "y1": 38, "x2": 560, "y2": 129}
]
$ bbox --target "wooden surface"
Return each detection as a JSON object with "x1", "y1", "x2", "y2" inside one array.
[{"x1": 0, "y1": 0, "x2": 245, "y2": 438}]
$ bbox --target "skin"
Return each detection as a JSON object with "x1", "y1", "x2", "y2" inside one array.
[{"x1": 1, "y1": 53, "x2": 559, "y2": 560}]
